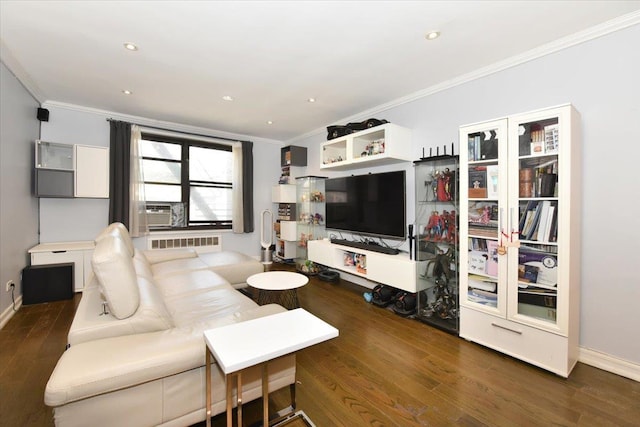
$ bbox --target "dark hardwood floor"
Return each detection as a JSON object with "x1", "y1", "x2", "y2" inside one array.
[{"x1": 1, "y1": 263, "x2": 639, "y2": 426}]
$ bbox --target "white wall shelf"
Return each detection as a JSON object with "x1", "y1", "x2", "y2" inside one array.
[{"x1": 320, "y1": 123, "x2": 412, "y2": 170}]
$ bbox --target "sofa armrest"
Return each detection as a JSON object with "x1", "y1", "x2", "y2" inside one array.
[
  {"x1": 142, "y1": 248, "x2": 198, "y2": 264},
  {"x1": 45, "y1": 328, "x2": 204, "y2": 407}
]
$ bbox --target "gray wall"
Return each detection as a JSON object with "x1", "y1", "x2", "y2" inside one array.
[
  {"x1": 291, "y1": 24, "x2": 640, "y2": 365},
  {"x1": 0, "y1": 62, "x2": 39, "y2": 320},
  {"x1": 38, "y1": 104, "x2": 282, "y2": 256}
]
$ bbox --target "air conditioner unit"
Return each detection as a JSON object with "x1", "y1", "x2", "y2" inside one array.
[{"x1": 146, "y1": 204, "x2": 172, "y2": 227}]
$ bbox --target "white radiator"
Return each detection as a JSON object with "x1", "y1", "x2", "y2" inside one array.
[{"x1": 147, "y1": 231, "x2": 222, "y2": 254}]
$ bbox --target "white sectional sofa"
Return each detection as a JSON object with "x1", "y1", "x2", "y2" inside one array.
[{"x1": 45, "y1": 223, "x2": 296, "y2": 427}]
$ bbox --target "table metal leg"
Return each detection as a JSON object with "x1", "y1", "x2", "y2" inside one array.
[
  {"x1": 237, "y1": 372, "x2": 243, "y2": 427},
  {"x1": 206, "y1": 349, "x2": 211, "y2": 427},
  {"x1": 226, "y1": 374, "x2": 233, "y2": 427},
  {"x1": 262, "y1": 364, "x2": 269, "y2": 427}
]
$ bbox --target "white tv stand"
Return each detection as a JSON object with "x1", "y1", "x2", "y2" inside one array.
[{"x1": 308, "y1": 239, "x2": 420, "y2": 293}]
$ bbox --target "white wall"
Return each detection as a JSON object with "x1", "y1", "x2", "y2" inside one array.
[
  {"x1": 290, "y1": 24, "x2": 640, "y2": 366},
  {"x1": 38, "y1": 103, "x2": 283, "y2": 257},
  {"x1": 0, "y1": 62, "x2": 40, "y2": 322}
]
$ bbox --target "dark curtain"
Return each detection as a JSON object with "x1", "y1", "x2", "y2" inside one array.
[
  {"x1": 241, "y1": 141, "x2": 254, "y2": 232},
  {"x1": 108, "y1": 121, "x2": 131, "y2": 227}
]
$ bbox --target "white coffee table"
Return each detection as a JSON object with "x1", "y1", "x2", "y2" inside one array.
[
  {"x1": 247, "y1": 271, "x2": 309, "y2": 310},
  {"x1": 204, "y1": 308, "x2": 338, "y2": 427}
]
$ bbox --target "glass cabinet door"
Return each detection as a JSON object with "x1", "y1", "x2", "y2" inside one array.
[
  {"x1": 459, "y1": 119, "x2": 508, "y2": 317},
  {"x1": 507, "y1": 108, "x2": 566, "y2": 332},
  {"x1": 36, "y1": 140, "x2": 74, "y2": 170}
]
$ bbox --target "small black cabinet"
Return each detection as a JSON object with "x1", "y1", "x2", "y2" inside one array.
[{"x1": 281, "y1": 146, "x2": 307, "y2": 167}]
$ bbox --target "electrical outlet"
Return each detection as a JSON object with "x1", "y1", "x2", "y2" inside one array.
[{"x1": 5, "y1": 280, "x2": 15, "y2": 292}]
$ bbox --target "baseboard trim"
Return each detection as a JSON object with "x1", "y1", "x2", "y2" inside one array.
[
  {"x1": 579, "y1": 347, "x2": 640, "y2": 382},
  {"x1": 0, "y1": 295, "x2": 23, "y2": 330}
]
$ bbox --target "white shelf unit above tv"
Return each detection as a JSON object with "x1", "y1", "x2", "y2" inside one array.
[{"x1": 320, "y1": 123, "x2": 412, "y2": 170}]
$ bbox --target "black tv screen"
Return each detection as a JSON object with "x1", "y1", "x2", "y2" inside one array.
[{"x1": 325, "y1": 170, "x2": 406, "y2": 239}]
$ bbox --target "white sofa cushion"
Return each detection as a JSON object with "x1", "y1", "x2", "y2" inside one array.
[
  {"x1": 92, "y1": 236, "x2": 140, "y2": 319},
  {"x1": 94, "y1": 222, "x2": 135, "y2": 257},
  {"x1": 198, "y1": 251, "x2": 264, "y2": 288},
  {"x1": 67, "y1": 277, "x2": 173, "y2": 345}
]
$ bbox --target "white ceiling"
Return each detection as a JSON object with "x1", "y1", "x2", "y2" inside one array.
[{"x1": 2, "y1": 1, "x2": 639, "y2": 141}]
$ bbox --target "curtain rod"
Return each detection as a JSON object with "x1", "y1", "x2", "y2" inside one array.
[{"x1": 106, "y1": 118, "x2": 252, "y2": 144}]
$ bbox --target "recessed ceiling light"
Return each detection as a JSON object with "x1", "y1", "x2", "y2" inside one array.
[
  {"x1": 122, "y1": 89, "x2": 133, "y2": 95},
  {"x1": 222, "y1": 95, "x2": 233, "y2": 101},
  {"x1": 425, "y1": 31, "x2": 440, "y2": 40},
  {"x1": 266, "y1": 120, "x2": 274, "y2": 125},
  {"x1": 123, "y1": 42, "x2": 138, "y2": 51},
  {"x1": 307, "y1": 97, "x2": 316, "y2": 103}
]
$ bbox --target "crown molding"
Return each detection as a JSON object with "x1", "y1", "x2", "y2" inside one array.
[
  {"x1": 41, "y1": 101, "x2": 284, "y2": 146},
  {"x1": 287, "y1": 11, "x2": 640, "y2": 144},
  {"x1": 0, "y1": 39, "x2": 46, "y2": 103}
]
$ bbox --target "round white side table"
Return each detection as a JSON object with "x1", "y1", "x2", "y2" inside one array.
[{"x1": 247, "y1": 271, "x2": 309, "y2": 310}]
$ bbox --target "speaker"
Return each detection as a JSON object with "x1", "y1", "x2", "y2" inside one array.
[
  {"x1": 37, "y1": 107, "x2": 49, "y2": 122},
  {"x1": 22, "y1": 263, "x2": 73, "y2": 305}
]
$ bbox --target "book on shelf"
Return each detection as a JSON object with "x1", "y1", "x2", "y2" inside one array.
[
  {"x1": 468, "y1": 166, "x2": 487, "y2": 198},
  {"x1": 518, "y1": 286, "x2": 557, "y2": 308},
  {"x1": 468, "y1": 274, "x2": 497, "y2": 292},
  {"x1": 544, "y1": 124, "x2": 559, "y2": 154},
  {"x1": 523, "y1": 201, "x2": 543, "y2": 240},
  {"x1": 518, "y1": 303, "x2": 556, "y2": 322},
  {"x1": 519, "y1": 168, "x2": 534, "y2": 197},
  {"x1": 486, "y1": 240, "x2": 499, "y2": 276},
  {"x1": 469, "y1": 237, "x2": 488, "y2": 251},
  {"x1": 486, "y1": 165, "x2": 499, "y2": 199},
  {"x1": 469, "y1": 251, "x2": 488, "y2": 274},
  {"x1": 468, "y1": 135, "x2": 481, "y2": 161},
  {"x1": 518, "y1": 248, "x2": 557, "y2": 287},
  {"x1": 468, "y1": 225, "x2": 497, "y2": 238},
  {"x1": 468, "y1": 288, "x2": 498, "y2": 307},
  {"x1": 518, "y1": 264, "x2": 539, "y2": 283}
]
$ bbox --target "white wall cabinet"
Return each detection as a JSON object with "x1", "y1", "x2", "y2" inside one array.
[
  {"x1": 29, "y1": 241, "x2": 95, "y2": 292},
  {"x1": 35, "y1": 140, "x2": 109, "y2": 199},
  {"x1": 320, "y1": 123, "x2": 412, "y2": 170},
  {"x1": 308, "y1": 240, "x2": 418, "y2": 292},
  {"x1": 459, "y1": 104, "x2": 580, "y2": 377}
]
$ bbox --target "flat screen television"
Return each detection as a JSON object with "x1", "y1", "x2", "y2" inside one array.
[{"x1": 325, "y1": 170, "x2": 406, "y2": 239}]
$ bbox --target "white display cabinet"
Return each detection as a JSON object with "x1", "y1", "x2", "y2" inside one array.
[
  {"x1": 459, "y1": 104, "x2": 580, "y2": 377},
  {"x1": 295, "y1": 176, "x2": 326, "y2": 274},
  {"x1": 320, "y1": 123, "x2": 412, "y2": 170},
  {"x1": 414, "y1": 155, "x2": 459, "y2": 334}
]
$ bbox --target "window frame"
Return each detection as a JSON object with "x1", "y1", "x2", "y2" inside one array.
[{"x1": 140, "y1": 132, "x2": 233, "y2": 231}]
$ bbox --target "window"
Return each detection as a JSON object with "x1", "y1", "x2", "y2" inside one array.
[{"x1": 140, "y1": 132, "x2": 233, "y2": 229}]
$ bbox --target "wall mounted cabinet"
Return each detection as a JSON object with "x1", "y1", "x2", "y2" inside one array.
[
  {"x1": 320, "y1": 123, "x2": 412, "y2": 170},
  {"x1": 35, "y1": 140, "x2": 109, "y2": 199}
]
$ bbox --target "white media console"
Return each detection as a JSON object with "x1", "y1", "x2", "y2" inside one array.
[{"x1": 308, "y1": 239, "x2": 422, "y2": 293}]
